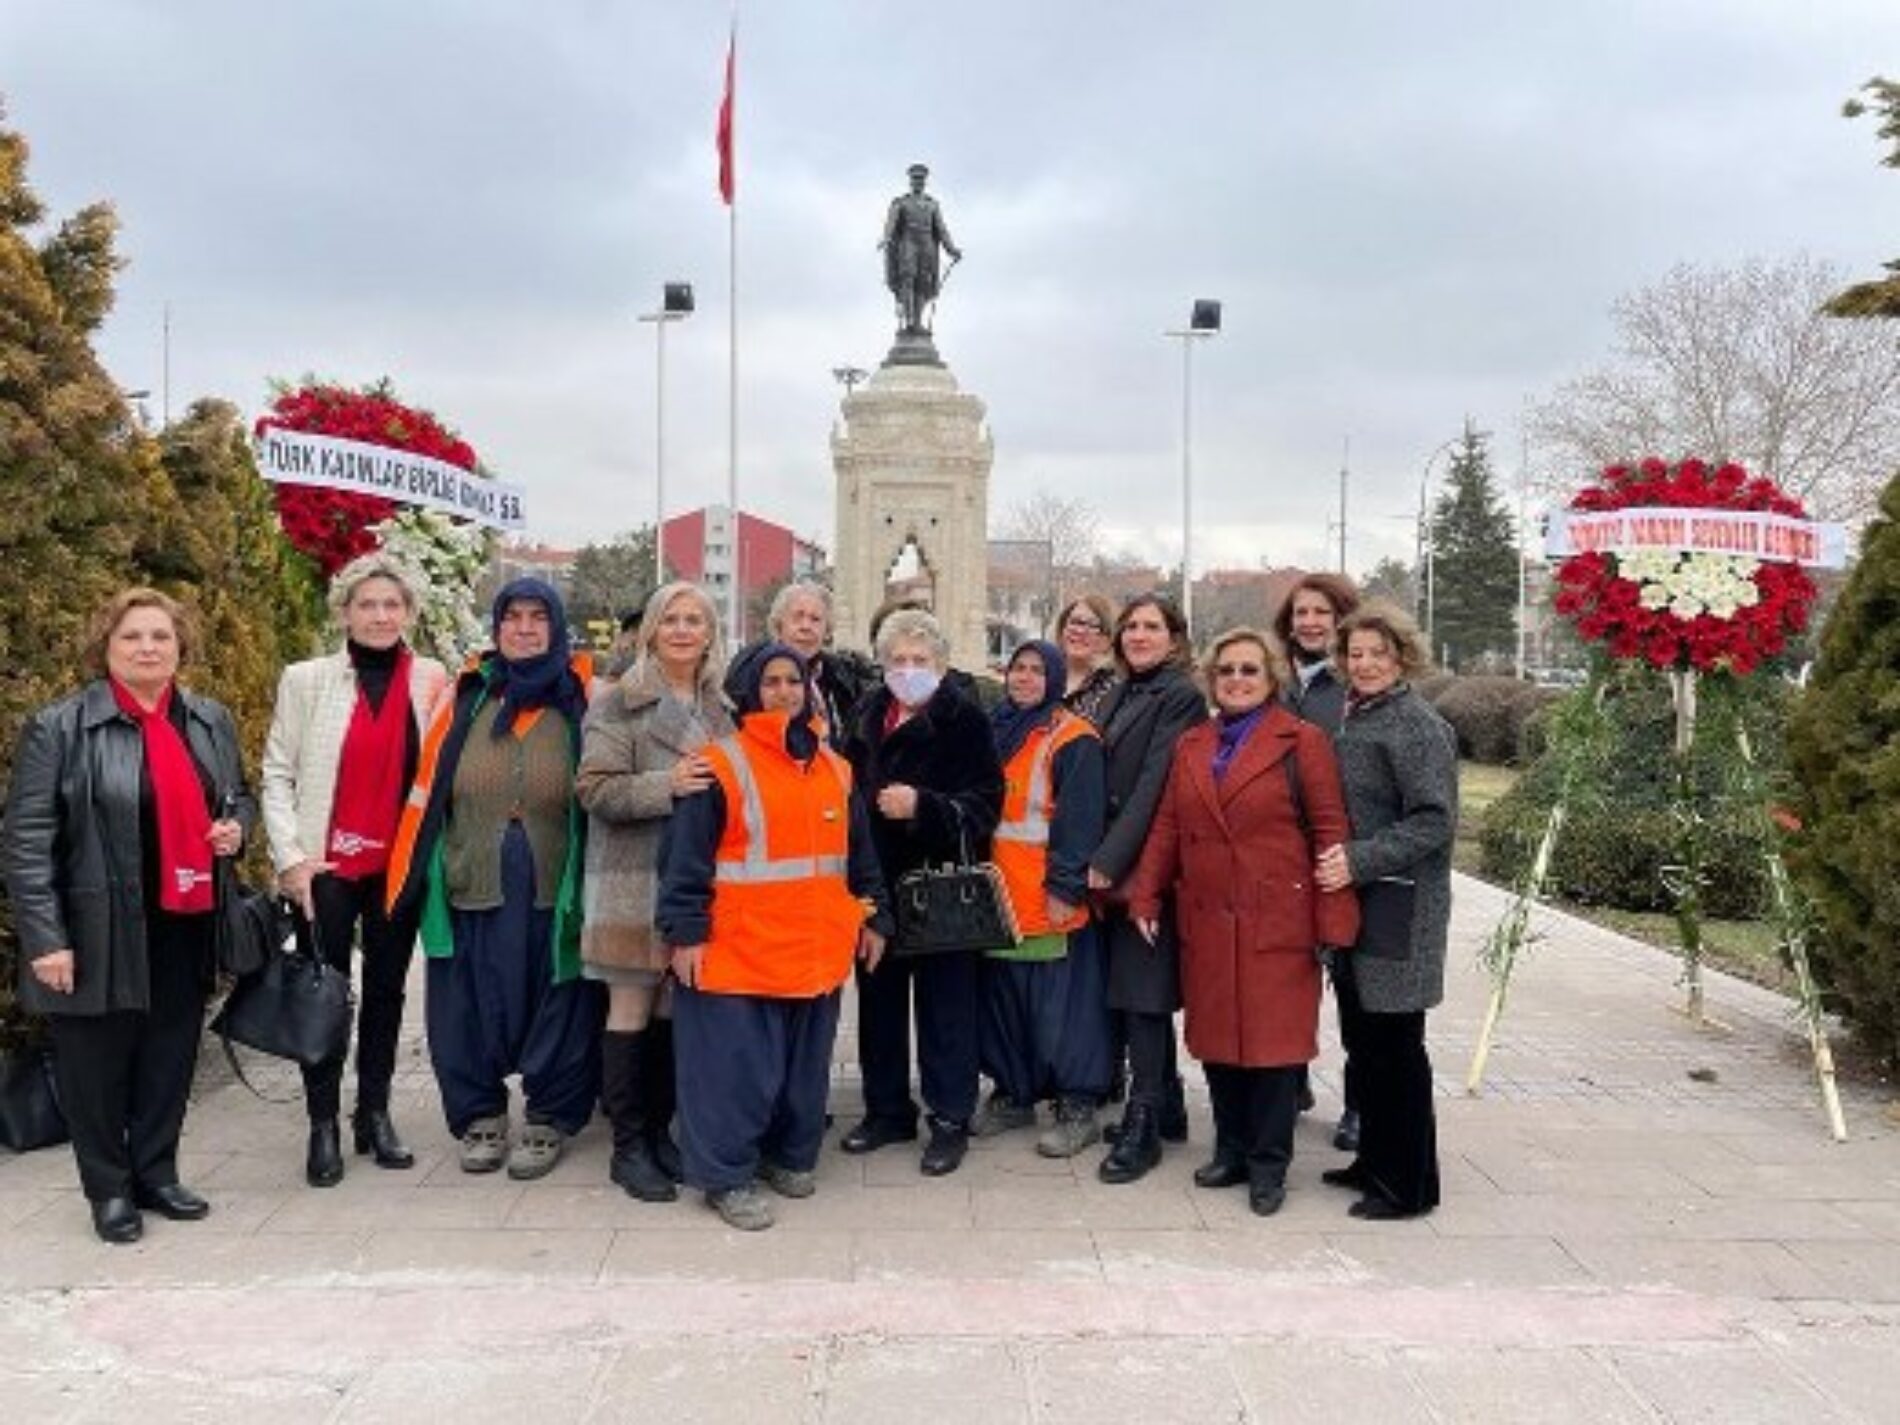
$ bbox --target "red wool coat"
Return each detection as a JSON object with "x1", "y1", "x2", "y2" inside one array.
[{"x1": 1126, "y1": 704, "x2": 1359, "y2": 1068}]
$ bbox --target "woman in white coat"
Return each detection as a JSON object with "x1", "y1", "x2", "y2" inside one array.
[{"x1": 261, "y1": 554, "x2": 449, "y2": 1186}]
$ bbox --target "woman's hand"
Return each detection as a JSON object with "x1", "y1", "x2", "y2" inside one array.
[
  {"x1": 672, "y1": 945, "x2": 706, "y2": 988},
  {"x1": 30, "y1": 949, "x2": 75, "y2": 995},
  {"x1": 278, "y1": 858, "x2": 333, "y2": 920},
  {"x1": 670, "y1": 755, "x2": 714, "y2": 799},
  {"x1": 1315, "y1": 844, "x2": 1353, "y2": 893},
  {"x1": 207, "y1": 819, "x2": 243, "y2": 858},
  {"x1": 875, "y1": 784, "x2": 920, "y2": 821}
]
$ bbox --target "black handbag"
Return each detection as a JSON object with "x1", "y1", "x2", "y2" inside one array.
[
  {"x1": 1355, "y1": 876, "x2": 1418, "y2": 961},
  {"x1": 892, "y1": 818, "x2": 1020, "y2": 957},
  {"x1": 213, "y1": 858, "x2": 292, "y2": 979},
  {"x1": 0, "y1": 1044, "x2": 67, "y2": 1152},
  {"x1": 209, "y1": 915, "x2": 353, "y2": 1068}
]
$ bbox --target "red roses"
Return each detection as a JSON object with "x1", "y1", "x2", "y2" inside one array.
[
  {"x1": 255, "y1": 383, "x2": 480, "y2": 576},
  {"x1": 1553, "y1": 458, "x2": 1816, "y2": 675}
]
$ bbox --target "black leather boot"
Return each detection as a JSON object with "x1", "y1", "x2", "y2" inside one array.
[
  {"x1": 644, "y1": 1017, "x2": 684, "y2": 1183},
  {"x1": 306, "y1": 1119, "x2": 344, "y2": 1188},
  {"x1": 1097, "y1": 1103, "x2": 1161, "y2": 1185},
  {"x1": 602, "y1": 1030, "x2": 677, "y2": 1203},
  {"x1": 352, "y1": 1107, "x2": 415, "y2": 1169}
]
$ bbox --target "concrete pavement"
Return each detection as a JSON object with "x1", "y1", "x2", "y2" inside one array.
[{"x1": 4, "y1": 874, "x2": 1899, "y2": 1422}]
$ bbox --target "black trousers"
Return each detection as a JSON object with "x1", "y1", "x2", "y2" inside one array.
[
  {"x1": 1335, "y1": 960, "x2": 1440, "y2": 1213},
  {"x1": 1203, "y1": 1062, "x2": 1302, "y2": 1191},
  {"x1": 50, "y1": 912, "x2": 208, "y2": 1202},
  {"x1": 296, "y1": 870, "x2": 417, "y2": 1122},
  {"x1": 1124, "y1": 1009, "x2": 1178, "y2": 1113},
  {"x1": 854, "y1": 948, "x2": 979, "y2": 1128}
]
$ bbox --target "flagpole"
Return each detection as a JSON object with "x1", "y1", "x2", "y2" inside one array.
[{"x1": 725, "y1": 5, "x2": 741, "y2": 644}]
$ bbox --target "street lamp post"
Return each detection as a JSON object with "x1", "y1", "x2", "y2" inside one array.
[
  {"x1": 638, "y1": 282, "x2": 694, "y2": 580},
  {"x1": 1164, "y1": 299, "x2": 1221, "y2": 635}
]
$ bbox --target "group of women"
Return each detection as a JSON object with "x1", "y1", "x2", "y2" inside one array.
[{"x1": 3, "y1": 563, "x2": 1456, "y2": 1241}]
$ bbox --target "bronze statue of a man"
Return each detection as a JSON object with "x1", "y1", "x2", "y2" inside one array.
[{"x1": 880, "y1": 164, "x2": 961, "y2": 336}]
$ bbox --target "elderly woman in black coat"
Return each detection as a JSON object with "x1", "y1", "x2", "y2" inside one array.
[
  {"x1": 1087, "y1": 593, "x2": 1208, "y2": 1185},
  {"x1": 3, "y1": 589, "x2": 253, "y2": 1244},
  {"x1": 1315, "y1": 599, "x2": 1457, "y2": 1220},
  {"x1": 839, "y1": 608, "x2": 1004, "y2": 1177}
]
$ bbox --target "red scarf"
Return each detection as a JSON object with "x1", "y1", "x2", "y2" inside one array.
[
  {"x1": 110, "y1": 679, "x2": 215, "y2": 913},
  {"x1": 326, "y1": 648, "x2": 412, "y2": 879}
]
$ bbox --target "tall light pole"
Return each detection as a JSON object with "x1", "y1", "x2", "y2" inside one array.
[
  {"x1": 637, "y1": 281, "x2": 694, "y2": 581},
  {"x1": 1165, "y1": 299, "x2": 1221, "y2": 635}
]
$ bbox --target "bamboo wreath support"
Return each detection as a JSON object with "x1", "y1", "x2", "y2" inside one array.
[{"x1": 1734, "y1": 721, "x2": 1847, "y2": 1143}]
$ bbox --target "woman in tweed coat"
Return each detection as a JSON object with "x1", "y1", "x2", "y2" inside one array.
[
  {"x1": 575, "y1": 582, "x2": 733, "y2": 1203},
  {"x1": 1315, "y1": 600, "x2": 1457, "y2": 1220}
]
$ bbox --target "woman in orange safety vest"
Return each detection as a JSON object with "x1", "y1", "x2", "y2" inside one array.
[{"x1": 656, "y1": 642, "x2": 892, "y2": 1231}]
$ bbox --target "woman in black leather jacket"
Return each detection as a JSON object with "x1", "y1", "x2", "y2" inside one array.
[{"x1": 3, "y1": 589, "x2": 254, "y2": 1244}]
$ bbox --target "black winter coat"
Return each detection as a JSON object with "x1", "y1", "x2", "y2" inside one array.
[
  {"x1": 4, "y1": 681, "x2": 256, "y2": 1017},
  {"x1": 845, "y1": 679, "x2": 1004, "y2": 906},
  {"x1": 1091, "y1": 666, "x2": 1208, "y2": 1013}
]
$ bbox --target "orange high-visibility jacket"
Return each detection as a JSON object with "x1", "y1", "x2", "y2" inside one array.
[
  {"x1": 991, "y1": 709, "x2": 1101, "y2": 937},
  {"x1": 697, "y1": 715, "x2": 870, "y2": 998}
]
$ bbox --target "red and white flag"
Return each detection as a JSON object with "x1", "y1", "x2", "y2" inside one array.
[{"x1": 716, "y1": 33, "x2": 735, "y2": 205}]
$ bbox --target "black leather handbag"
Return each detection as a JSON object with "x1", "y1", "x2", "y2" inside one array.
[
  {"x1": 213, "y1": 858, "x2": 292, "y2": 980},
  {"x1": 210, "y1": 916, "x2": 353, "y2": 1068},
  {"x1": 892, "y1": 820, "x2": 1020, "y2": 957}
]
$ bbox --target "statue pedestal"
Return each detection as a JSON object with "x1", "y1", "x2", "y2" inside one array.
[{"x1": 831, "y1": 359, "x2": 992, "y2": 671}]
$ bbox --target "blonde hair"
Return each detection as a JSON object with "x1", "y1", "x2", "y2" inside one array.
[
  {"x1": 631, "y1": 581, "x2": 728, "y2": 697},
  {"x1": 1201, "y1": 626, "x2": 1289, "y2": 700}
]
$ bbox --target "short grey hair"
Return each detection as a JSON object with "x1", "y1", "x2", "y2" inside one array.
[
  {"x1": 328, "y1": 552, "x2": 422, "y2": 620},
  {"x1": 874, "y1": 608, "x2": 949, "y2": 666},
  {"x1": 768, "y1": 581, "x2": 833, "y2": 636}
]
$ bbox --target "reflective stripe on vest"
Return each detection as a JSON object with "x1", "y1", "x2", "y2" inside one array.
[{"x1": 712, "y1": 736, "x2": 850, "y2": 883}]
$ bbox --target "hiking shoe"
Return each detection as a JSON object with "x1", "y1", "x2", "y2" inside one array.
[
  {"x1": 971, "y1": 1092, "x2": 1037, "y2": 1138},
  {"x1": 1035, "y1": 1101, "x2": 1101, "y2": 1159},
  {"x1": 506, "y1": 1121, "x2": 566, "y2": 1181},
  {"x1": 708, "y1": 1183, "x2": 775, "y2": 1231},
  {"x1": 758, "y1": 1161, "x2": 817, "y2": 1199},
  {"x1": 459, "y1": 1114, "x2": 509, "y2": 1174}
]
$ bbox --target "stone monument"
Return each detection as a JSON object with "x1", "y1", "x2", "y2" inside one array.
[{"x1": 831, "y1": 164, "x2": 991, "y2": 668}]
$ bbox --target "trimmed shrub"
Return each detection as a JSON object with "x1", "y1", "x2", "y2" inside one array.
[{"x1": 1432, "y1": 675, "x2": 1558, "y2": 765}]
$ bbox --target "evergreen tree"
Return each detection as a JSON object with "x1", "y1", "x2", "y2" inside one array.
[
  {"x1": 0, "y1": 107, "x2": 163, "y2": 1037},
  {"x1": 1428, "y1": 422, "x2": 1518, "y2": 670},
  {"x1": 1787, "y1": 461, "x2": 1900, "y2": 1066}
]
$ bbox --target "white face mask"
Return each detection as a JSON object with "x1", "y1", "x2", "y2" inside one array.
[{"x1": 885, "y1": 666, "x2": 942, "y2": 707}]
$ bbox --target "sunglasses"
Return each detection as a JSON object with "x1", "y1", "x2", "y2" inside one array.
[{"x1": 1214, "y1": 662, "x2": 1265, "y2": 678}]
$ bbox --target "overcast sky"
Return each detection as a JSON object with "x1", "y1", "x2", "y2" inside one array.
[{"x1": 7, "y1": 0, "x2": 1897, "y2": 575}]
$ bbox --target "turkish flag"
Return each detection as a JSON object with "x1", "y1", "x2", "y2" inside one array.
[{"x1": 716, "y1": 36, "x2": 735, "y2": 205}]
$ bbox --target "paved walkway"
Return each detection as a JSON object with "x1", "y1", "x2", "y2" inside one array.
[{"x1": 4, "y1": 875, "x2": 1899, "y2": 1422}]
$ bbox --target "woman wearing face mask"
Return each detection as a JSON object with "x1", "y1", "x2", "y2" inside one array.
[
  {"x1": 386, "y1": 579, "x2": 601, "y2": 1182},
  {"x1": 575, "y1": 582, "x2": 731, "y2": 1204},
  {"x1": 1087, "y1": 593, "x2": 1208, "y2": 1185},
  {"x1": 839, "y1": 609, "x2": 1004, "y2": 1177},
  {"x1": 657, "y1": 642, "x2": 892, "y2": 1230},
  {"x1": 974, "y1": 639, "x2": 1109, "y2": 1158},
  {"x1": 261, "y1": 553, "x2": 450, "y2": 1187}
]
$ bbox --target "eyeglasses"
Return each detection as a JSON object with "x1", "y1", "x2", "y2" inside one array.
[{"x1": 1214, "y1": 662, "x2": 1265, "y2": 678}]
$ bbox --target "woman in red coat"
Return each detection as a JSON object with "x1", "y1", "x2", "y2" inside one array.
[{"x1": 1127, "y1": 627, "x2": 1358, "y2": 1216}]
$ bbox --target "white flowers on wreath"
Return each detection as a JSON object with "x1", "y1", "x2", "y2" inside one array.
[
  {"x1": 370, "y1": 508, "x2": 493, "y2": 667},
  {"x1": 1619, "y1": 549, "x2": 1763, "y2": 623}
]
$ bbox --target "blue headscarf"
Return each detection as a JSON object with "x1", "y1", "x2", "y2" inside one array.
[
  {"x1": 487, "y1": 577, "x2": 587, "y2": 740},
  {"x1": 990, "y1": 639, "x2": 1066, "y2": 765}
]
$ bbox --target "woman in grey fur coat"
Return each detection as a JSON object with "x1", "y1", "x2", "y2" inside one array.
[
  {"x1": 575, "y1": 582, "x2": 733, "y2": 1203},
  {"x1": 1315, "y1": 600, "x2": 1457, "y2": 1220}
]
